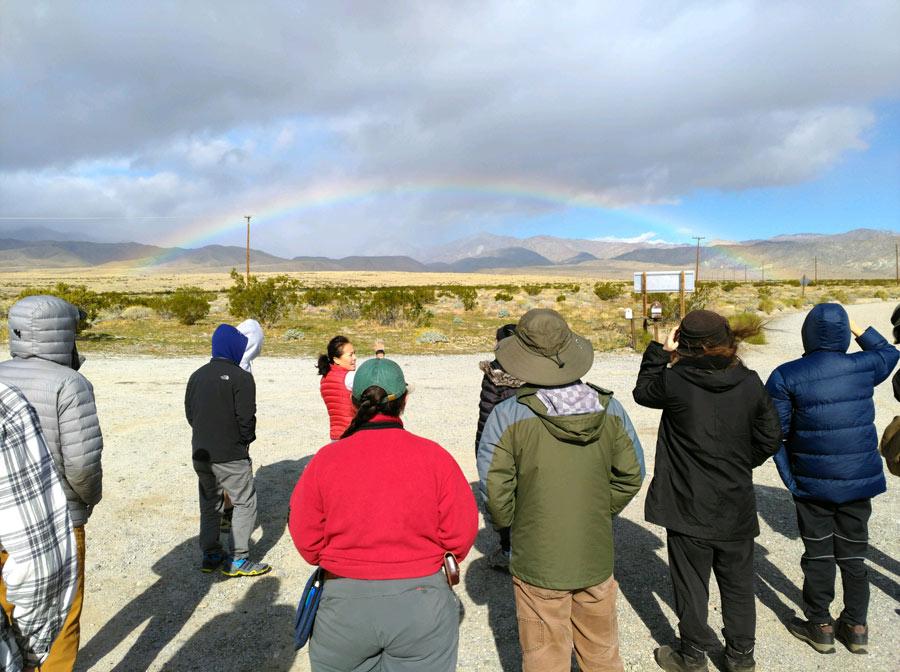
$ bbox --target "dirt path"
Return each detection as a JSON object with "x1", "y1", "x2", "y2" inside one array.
[{"x1": 69, "y1": 303, "x2": 900, "y2": 671}]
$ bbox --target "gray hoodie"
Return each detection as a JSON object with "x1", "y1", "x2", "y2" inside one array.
[{"x1": 0, "y1": 295, "x2": 103, "y2": 526}]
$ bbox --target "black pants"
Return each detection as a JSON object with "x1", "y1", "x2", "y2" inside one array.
[
  {"x1": 794, "y1": 496, "x2": 871, "y2": 626},
  {"x1": 666, "y1": 531, "x2": 755, "y2": 652}
]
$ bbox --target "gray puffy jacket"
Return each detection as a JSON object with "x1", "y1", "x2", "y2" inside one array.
[{"x1": 0, "y1": 295, "x2": 103, "y2": 526}]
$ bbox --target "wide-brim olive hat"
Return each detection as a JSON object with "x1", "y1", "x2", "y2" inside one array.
[{"x1": 496, "y1": 308, "x2": 593, "y2": 386}]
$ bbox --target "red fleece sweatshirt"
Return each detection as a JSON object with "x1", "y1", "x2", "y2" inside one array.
[{"x1": 289, "y1": 415, "x2": 478, "y2": 580}]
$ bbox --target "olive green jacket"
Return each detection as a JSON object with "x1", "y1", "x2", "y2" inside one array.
[{"x1": 478, "y1": 383, "x2": 644, "y2": 589}]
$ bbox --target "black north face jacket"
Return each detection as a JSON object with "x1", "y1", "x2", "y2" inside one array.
[{"x1": 185, "y1": 358, "x2": 256, "y2": 463}]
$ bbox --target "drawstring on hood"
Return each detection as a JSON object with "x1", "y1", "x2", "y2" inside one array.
[
  {"x1": 801, "y1": 303, "x2": 851, "y2": 355},
  {"x1": 211, "y1": 324, "x2": 248, "y2": 366}
]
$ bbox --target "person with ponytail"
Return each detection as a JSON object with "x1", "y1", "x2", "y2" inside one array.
[
  {"x1": 290, "y1": 358, "x2": 477, "y2": 672},
  {"x1": 316, "y1": 335, "x2": 384, "y2": 441},
  {"x1": 633, "y1": 309, "x2": 783, "y2": 672}
]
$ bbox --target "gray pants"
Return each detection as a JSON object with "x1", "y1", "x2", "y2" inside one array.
[
  {"x1": 310, "y1": 571, "x2": 459, "y2": 672},
  {"x1": 193, "y1": 458, "x2": 258, "y2": 560}
]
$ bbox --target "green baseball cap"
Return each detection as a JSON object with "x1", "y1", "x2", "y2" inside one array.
[{"x1": 352, "y1": 357, "x2": 408, "y2": 402}]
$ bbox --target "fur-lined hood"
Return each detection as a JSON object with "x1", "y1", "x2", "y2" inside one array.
[{"x1": 479, "y1": 359, "x2": 525, "y2": 389}]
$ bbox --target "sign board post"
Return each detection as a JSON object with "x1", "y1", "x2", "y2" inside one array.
[
  {"x1": 641, "y1": 272, "x2": 648, "y2": 332},
  {"x1": 624, "y1": 308, "x2": 635, "y2": 349}
]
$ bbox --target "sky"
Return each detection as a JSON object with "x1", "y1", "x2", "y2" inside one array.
[{"x1": 1, "y1": 1, "x2": 898, "y2": 259}]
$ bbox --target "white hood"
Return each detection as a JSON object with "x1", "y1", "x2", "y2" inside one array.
[{"x1": 236, "y1": 319, "x2": 264, "y2": 373}]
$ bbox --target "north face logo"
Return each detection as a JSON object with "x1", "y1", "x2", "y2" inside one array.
[{"x1": 220, "y1": 374, "x2": 230, "y2": 381}]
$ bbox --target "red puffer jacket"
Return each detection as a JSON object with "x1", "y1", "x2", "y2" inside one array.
[{"x1": 320, "y1": 365, "x2": 355, "y2": 439}]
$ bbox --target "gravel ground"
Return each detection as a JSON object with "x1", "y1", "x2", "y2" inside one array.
[{"x1": 65, "y1": 303, "x2": 900, "y2": 671}]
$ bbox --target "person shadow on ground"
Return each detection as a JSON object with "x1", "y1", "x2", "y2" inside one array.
[
  {"x1": 75, "y1": 457, "x2": 310, "y2": 672},
  {"x1": 161, "y1": 576, "x2": 296, "y2": 671},
  {"x1": 754, "y1": 483, "x2": 900, "y2": 614},
  {"x1": 463, "y1": 482, "x2": 521, "y2": 672},
  {"x1": 612, "y1": 516, "x2": 677, "y2": 648}
]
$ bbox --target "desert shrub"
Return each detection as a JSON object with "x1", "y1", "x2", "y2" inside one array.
[
  {"x1": 758, "y1": 299, "x2": 776, "y2": 314},
  {"x1": 686, "y1": 283, "x2": 717, "y2": 313},
  {"x1": 729, "y1": 312, "x2": 767, "y2": 345},
  {"x1": 721, "y1": 281, "x2": 740, "y2": 292},
  {"x1": 784, "y1": 297, "x2": 804, "y2": 309},
  {"x1": 522, "y1": 284, "x2": 543, "y2": 296},
  {"x1": 226, "y1": 269, "x2": 301, "y2": 327},
  {"x1": 593, "y1": 282, "x2": 621, "y2": 301},
  {"x1": 17, "y1": 283, "x2": 103, "y2": 333},
  {"x1": 570, "y1": 284, "x2": 580, "y2": 293},
  {"x1": 304, "y1": 287, "x2": 336, "y2": 307},
  {"x1": 411, "y1": 287, "x2": 437, "y2": 304},
  {"x1": 166, "y1": 286, "x2": 211, "y2": 325},
  {"x1": 498, "y1": 307, "x2": 510, "y2": 318},
  {"x1": 283, "y1": 328, "x2": 305, "y2": 340},
  {"x1": 556, "y1": 294, "x2": 567, "y2": 302},
  {"x1": 831, "y1": 289, "x2": 851, "y2": 304},
  {"x1": 415, "y1": 329, "x2": 448, "y2": 343},
  {"x1": 121, "y1": 306, "x2": 153, "y2": 320},
  {"x1": 446, "y1": 286, "x2": 477, "y2": 310},
  {"x1": 875, "y1": 289, "x2": 889, "y2": 300},
  {"x1": 453, "y1": 317, "x2": 464, "y2": 324},
  {"x1": 757, "y1": 286, "x2": 772, "y2": 300},
  {"x1": 331, "y1": 288, "x2": 364, "y2": 320},
  {"x1": 362, "y1": 289, "x2": 431, "y2": 326},
  {"x1": 784, "y1": 279, "x2": 801, "y2": 287},
  {"x1": 495, "y1": 291, "x2": 514, "y2": 302},
  {"x1": 635, "y1": 329, "x2": 653, "y2": 351}
]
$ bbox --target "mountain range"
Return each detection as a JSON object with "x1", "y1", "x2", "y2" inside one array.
[{"x1": 0, "y1": 228, "x2": 898, "y2": 279}]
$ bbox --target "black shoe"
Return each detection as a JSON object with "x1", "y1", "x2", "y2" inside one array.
[
  {"x1": 654, "y1": 645, "x2": 709, "y2": 672},
  {"x1": 835, "y1": 620, "x2": 868, "y2": 654},
  {"x1": 788, "y1": 617, "x2": 835, "y2": 654},
  {"x1": 723, "y1": 644, "x2": 756, "y2": 672},
  {"x1": 200, "y1": 553, "x2": 225, "y2": 572}
]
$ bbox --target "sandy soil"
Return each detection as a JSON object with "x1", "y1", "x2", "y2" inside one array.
[{"x1": 60, "y1": 303, "x2": 900, "y2": 671}]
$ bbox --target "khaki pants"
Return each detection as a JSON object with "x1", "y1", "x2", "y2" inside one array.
[
  {"x1": 512, "y1": 574, "x2": 623, "y2": 672},
  {"x1": 1, "y1": 525, "x2": 86, "y2": 672}
]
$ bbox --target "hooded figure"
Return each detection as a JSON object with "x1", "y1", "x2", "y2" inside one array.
[
  {"x1": 765, "y1": 303, "x2": 898, "y2": 656},
  {"x1": 185, "y1": 324, "x2": 270, "y2": 578},
  {"x1": 634, "y1": 309, "x2": 782, "y2": 672},
  {"x1": 479, "y1": 309, "x2": 644, "y2": 672},
  {"x1": 0, "y1": 294, "x2": 103, "y2": 671},
  {"x1": 236, "y1": 319, "x2": 264, "y2": 374}
]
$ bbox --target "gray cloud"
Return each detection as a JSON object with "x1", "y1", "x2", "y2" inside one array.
[{"x1": 1, "y1": 0, "x2": 897, "y2": 254}]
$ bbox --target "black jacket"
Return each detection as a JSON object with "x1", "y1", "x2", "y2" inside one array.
[
  {"x1": 185, "y1": 358, "x2": 256, "y2": 462},
  {"x1": 475, "y1": 359, "x2": 523, "y2": 454},
  {"x1": 633, "y1": 341, "x2": 782, "y2": 540}
]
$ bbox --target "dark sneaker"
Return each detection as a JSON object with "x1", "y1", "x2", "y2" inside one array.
[
  {"x1": 221, "y1": 557, "x2": 271, "y2": 577},
  {"x1": 654, "y1": 645, "x2": 709, "y2": 672},
  {"x1": 788, "y1": 617, "x2": 835, "y2": 654},
  {"x1": 835, "y1": 620, "x2": 868, "y2": 654},
  {"x1": 723, "y1": 644, "x2": 756, "y2": 672},
  {"x1": 200, "y1": 553, "x2": 224, "y2": 572},
  {"x1": 220, "y1": 506, "x2": 234, "y2": 533}
]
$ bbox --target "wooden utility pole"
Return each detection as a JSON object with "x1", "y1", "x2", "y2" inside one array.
[
  {"x1": 245, "y1": 215, "x2": 252, "y2": 284},
  {"x1": 692, "y1": 237, "x2": 705, "y2": 282}
]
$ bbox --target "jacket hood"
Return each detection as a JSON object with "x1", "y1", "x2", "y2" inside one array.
[
  {"x1": 673, "y1": 358, "x2": 750, "y2": 392},
  {"x1": 801, "y1": 303, "x2": 851, "y2": 354},
  {"x1": 7, "y1": 295, "x2": 82, "y2": 368},
  {"x1": 517, "y1": 382, "x2": 610, "y2": 444},
  {"x1": 479, "y1": 359, "x2": 526, "y2": 389},
  {"x1": 237, "y1": 319, "x2": 264, "y2": 372},
  {"x1": 211, "y1": 324, "x2": 248, "y2": 365}
]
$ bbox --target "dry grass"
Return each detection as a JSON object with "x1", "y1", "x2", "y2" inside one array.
[{"x1": 1, "y1": 269, "x2": 898, "y2": 358}]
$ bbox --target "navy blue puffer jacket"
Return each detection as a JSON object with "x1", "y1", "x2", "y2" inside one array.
[{"x1": 765, "y1": 303, "x2": 899, "y2": 503}]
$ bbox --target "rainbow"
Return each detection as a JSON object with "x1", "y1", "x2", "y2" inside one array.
[
  {"x1": 107, "y1": 176, "x2": 784, "y2": 278},
  {"x1": 128, "y1": 177, "x2": 683, "y2": 267}
]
